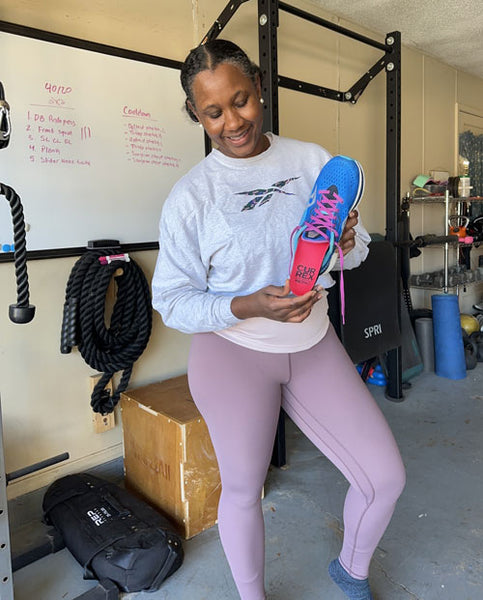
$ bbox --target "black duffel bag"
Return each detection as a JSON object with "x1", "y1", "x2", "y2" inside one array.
[{"x1": 43, "y1": 473, "x2": 183, "y2": 593}]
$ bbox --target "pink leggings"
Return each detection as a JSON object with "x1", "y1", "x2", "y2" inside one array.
[{"x1": 188, "y1": 326, "x2": 405, "y2": 600}]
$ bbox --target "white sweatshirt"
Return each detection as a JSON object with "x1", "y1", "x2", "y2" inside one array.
[{"x1": 152, "y1": 133, "x2": 370, "y2": 351}]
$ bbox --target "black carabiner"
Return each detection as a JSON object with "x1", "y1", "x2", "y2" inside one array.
[{"x1": 0, "y1": 81, "x2": 11, "y2": 149}]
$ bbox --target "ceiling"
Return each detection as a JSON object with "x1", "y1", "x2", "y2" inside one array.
[{"x1": 310, "y1": 0, "x2": 483, "y2": 80}]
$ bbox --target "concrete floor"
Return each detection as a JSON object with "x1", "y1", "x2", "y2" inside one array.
[{"x1": 12, "y1": 364, "x2": 483, "y2": 600}]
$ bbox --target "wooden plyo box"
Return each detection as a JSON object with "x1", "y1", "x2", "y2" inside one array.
[{"x1": 120, "y1": 375, "x2": 221, "y2": 539}]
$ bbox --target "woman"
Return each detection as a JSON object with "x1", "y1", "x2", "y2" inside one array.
[{"x1": 152, "y1": 39, "x2": 405, "y2": 600}]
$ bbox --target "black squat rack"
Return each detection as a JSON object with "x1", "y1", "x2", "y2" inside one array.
[{"x1": 202, "y1": 0, "x2": 403, "y2": 465}]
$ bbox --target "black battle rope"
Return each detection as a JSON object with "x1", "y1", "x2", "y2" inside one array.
[
  {"x1": 60, "y1": 249, "x2": 152, "y2": 413},
  {"x1": 0, "y1": 182, "x2": 35, "y2": 323}
]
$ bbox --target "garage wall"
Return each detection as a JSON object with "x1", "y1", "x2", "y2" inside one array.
[{"x1": 0, "y1": 0, "x2": 482, "y2": 498}]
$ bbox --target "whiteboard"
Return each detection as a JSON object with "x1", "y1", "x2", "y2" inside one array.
[{"x1": 0, "y1": 27, "x2": 204, "y2": 254}]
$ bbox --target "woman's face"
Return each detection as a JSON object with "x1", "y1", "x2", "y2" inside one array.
[{"x1": 190, "y1": 62, "x2": 267, "y2": 159}]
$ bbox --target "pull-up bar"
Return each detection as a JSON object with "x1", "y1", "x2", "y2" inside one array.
[
  {"x1": 278, "y1": 1, "x2": 388, "y2": 52},
  {"x1": 203, "y1": 0, "x2": 389, "y2": 52},
  {"x1": 202, "y1": 0, "x2": 396, "y2": 105}
]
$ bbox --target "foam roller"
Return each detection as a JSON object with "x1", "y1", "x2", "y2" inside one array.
[{"x1": 431, "y1": 294, "x2": 466, "y2": 379}]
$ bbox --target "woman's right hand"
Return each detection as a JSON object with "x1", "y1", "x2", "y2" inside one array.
[{"x1": 231, "y1": 280, "x2": 323, "y2": 323}]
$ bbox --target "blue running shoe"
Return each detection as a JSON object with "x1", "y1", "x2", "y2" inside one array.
[{"x1": 289, "y1": 155, "x2": 364, "y2": 297}]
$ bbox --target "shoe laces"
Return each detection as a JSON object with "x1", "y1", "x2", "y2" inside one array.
[
  {"x1": 305, "y1": 186, "x2": 343, "y2": 242},
  {"x1": 290, "y1": 187, "x2": 348, "y2": 323}
]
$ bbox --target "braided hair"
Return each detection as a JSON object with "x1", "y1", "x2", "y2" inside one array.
[{"x1": 180, "y1": 39, "x2": 261, "y2": 123}]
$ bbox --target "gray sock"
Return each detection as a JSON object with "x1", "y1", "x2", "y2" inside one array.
[{"x1": 328, "y1": 558, "x2": 374, "y2": 600}]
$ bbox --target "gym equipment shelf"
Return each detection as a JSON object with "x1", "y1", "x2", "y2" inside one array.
[
  {"x1": 410, "y1": 279, "x2": 482, "y2": 291},
  {"x1": 410, "y1": 196, "x2": 483, "y2": 204},
  {"x1": 408, "y1": 191, "x2": 483, "y2": 295}
]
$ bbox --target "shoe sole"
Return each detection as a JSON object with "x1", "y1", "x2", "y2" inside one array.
[{"x1": 289, "y1": 156, "x2": 364, "y2": 296}]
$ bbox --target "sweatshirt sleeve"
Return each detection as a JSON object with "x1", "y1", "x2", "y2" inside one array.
[
  {"x1": 152, "y1": 195, "x2": 242, "y2": 335},
  {"x1": 332, "y1": 218, "x2": 371, "y2": 271},
  {"x1": 317, "y1": 218, "x2": 371, "y2": 289}
]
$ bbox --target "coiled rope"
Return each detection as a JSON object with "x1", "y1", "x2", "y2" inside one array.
[{"x1": 60, "y1": 249, "x2": 152, "y2": 413}]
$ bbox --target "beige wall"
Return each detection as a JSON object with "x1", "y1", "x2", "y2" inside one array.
[{"x1": 1, "y1": 0, "x2": 482, "y2": 497}]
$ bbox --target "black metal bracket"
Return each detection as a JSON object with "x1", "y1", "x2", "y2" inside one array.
[
  {"x1": 383, "y1": 30, "x2": 403, "y2": 401},
  {"x1": 201, "y1": 0, "x2": 251, "y2": 45},
  {"x1": 345, "y1": 57, "x2": 388, "y2": 104},
  {"x1": 258, "y1": 0, "x2": 280, "y2": 133},
  {"x1": 278, "y1": 54, "x2": 387, "y2": 105}
]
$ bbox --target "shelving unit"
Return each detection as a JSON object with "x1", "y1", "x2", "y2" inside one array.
[
  {"x1": 408, "y1": 192, "x2": 483, "y2": 303},
  {"x1": 409, "y1": 196, "x2": 483, "y2": 205}
]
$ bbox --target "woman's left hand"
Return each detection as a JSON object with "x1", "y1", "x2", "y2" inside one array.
[{"x1": 339, "y1": 210, "x2": 359, "y2": 255}]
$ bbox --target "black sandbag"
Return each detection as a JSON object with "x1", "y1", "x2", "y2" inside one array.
[{"x1": 43, "y1": 473, "x2": 183, "y2": 593}]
